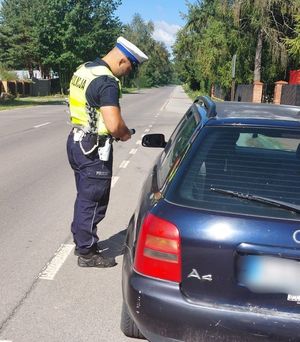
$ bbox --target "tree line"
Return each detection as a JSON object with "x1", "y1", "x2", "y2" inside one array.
[
  {"x1": 173, "y1": 0, "x2": 300, "y2": 96},
  {"x1": 0, "y1": 0, "x2": 173, "y2": 92},
  {"x1": 2, "y1": 0, "x2": 300, "y2": 96}
]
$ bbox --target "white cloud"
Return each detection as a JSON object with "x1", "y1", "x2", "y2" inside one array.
[{"x1": 153, "y1": 21, "x2": 181, "y2": 50}]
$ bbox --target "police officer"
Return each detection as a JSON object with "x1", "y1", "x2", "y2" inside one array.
[{"x1": 67, "y1": 37, "x2": 148, "y2": 267}]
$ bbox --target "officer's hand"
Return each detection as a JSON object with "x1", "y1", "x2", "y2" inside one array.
[
  {"x1": 119, "y1": 133, "x2": 131, "y2": 141},
  {"x1": 119, "y1": 128, "x2": 135, "y2": 141}
]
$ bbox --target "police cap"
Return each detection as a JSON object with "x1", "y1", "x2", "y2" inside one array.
[{"x1": 116, "y1": 37, "x2": 148, "y2": 67}]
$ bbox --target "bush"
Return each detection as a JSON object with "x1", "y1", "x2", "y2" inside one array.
[
  {"x1": 183, "y1": 84, "x2": 207, "y2": 100},
  {"x1": 0, "y1": 66, "x2": 18, "y2": 81}
]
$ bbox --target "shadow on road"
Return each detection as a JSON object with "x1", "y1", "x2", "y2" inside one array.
[{"x1": 97, "y1": 228, "x2": 127, "y2": 258}]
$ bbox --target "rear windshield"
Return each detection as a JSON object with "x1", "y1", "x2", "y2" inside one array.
[{"x1": 166, "y1": 126, "x2": 300, "y2": 220}]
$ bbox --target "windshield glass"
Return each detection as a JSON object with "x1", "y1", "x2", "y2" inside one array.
[{"x1": 166, "y1": 126, "x2": 300, "y2": 220}]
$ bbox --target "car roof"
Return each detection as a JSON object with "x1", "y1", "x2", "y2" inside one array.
[
  {"x1": 193, "y1": 97, "x2": 300, "y2": 127},
  {"x1": 215, "y1": 101, "x2": 300, "y2": 121}
]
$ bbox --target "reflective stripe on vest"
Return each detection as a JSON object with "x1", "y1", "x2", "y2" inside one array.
[{"x1": 69, "y1": 64, "x2": 121, "y2": 135}]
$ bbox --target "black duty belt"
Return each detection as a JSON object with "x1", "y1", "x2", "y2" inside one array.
[{"x1": 71, "y1": 127, "x2": 108, "y2": 148}]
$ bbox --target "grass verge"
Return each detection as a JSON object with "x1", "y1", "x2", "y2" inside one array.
[
  {"x1": 0, "y1": 95, "x2": 67, "y2": 111},
  {"x1": 0, "y1": 88, "x2": 140, "y2": 111},
  {"x1": 122, "y1": 87, "x2": 140, "y2": 94}
]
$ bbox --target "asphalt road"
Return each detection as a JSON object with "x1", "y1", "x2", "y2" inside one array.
[{"x1": 0, "y1": 86, "x2": 192, "y2": 342}]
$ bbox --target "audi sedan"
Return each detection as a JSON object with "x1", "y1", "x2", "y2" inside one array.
[{"x1": 121, "y1": 96, "x2": 300, "y2": 342}]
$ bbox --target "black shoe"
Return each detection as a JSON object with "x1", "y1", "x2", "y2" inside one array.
[{"x1": 77, "y1": 253, "x2": 117, "y2": 268}]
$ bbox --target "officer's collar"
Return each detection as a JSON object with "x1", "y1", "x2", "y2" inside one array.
[{"x1": 94, "y1": 57, "x2": 112, "y2": 72}]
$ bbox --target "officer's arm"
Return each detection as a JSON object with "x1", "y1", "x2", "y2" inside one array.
[{"x1": 101, "y1": 106, "x2": 131, "y2": 141}]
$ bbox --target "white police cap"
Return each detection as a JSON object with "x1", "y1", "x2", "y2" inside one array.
[{"x1": 116, "y1": 36, "x2": 148, "y2": 65}]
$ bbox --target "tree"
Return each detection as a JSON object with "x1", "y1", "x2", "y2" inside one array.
[
  {"x1": 0, "y1": 0, "x2": 122, "y2": 92},
  {"x1": 122, "y1": 14, "x2": 173, "y2": 87},
  {"x1": 0, "y1": 0, "x2": 41, "y2": 76},
  {"x1": 285, "y1": 14, "x2": 300, "y2": 66},
  {"x1": 139, "y1": 41, "x2": 173, "y2": 87},
  {"x1": 35, "y1": 0, "x2": 122, "y2": 91},
  {"x1": 174, "y1": 0, "x2": 240, "y2": 93},
  {"x1": 173, "y1": 0, "x2": 300, "y2": 95},
  {"x1": 233, "y1": 0, "x2": 300, "y2": 81}
]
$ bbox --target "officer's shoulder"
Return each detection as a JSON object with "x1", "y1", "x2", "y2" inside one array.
[
  {"x1": 90, "y1": 75, "x2": 118, "y2": 86},
  {"x1": 86, "y1": 76, "x2": 118, "y2": 96}
]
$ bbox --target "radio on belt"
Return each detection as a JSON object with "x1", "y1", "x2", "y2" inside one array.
[
  {"x1": 98, "y1": 137, "x2": 111, "y2": 161},
  {"x1": 98, "y1": 129, "x2": 135, "y2": 161}
]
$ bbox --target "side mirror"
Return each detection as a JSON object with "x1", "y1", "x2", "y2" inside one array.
[{"x1": 142, "y1": 134, "x2": 167, "y2": 148}]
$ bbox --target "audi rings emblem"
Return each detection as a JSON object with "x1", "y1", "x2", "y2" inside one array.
[{"x1": 293, "y1": 230, "x2": 300, "y2": 244}]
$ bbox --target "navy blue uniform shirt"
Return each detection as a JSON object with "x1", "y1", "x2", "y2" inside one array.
[{"x1": 85, "y1": 58, "x2": 120, "y2": 108}]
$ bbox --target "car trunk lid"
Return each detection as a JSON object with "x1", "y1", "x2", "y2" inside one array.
[{"x1": 153, "y1": 200, "x2": 300, "y2": 313}]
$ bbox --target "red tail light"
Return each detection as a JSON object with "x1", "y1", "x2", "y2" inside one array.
[{"x1": 134, "y1": 213, "x2": 181, "y2": 282}]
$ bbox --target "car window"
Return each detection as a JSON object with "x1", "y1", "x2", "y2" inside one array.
[
  {"x1": 236, "y1": 133, "x2": 299, "y2": 151},
  {"x1": 157, "y1": 109, "x2": 198, "y2": 188},
  {"x1": 166, "y1": 127, "x2": 300, "y2": 220}
]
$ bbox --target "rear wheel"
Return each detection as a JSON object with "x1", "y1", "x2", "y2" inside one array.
[{"x1": 120, "y1": 302, "x2": 145, "y2": 339}]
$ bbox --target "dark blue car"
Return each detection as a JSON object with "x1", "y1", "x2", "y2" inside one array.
[{"x1": 121, "y1": 97, "x2": 300, "y2": 342}]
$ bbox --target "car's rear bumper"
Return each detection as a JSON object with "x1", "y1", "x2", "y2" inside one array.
[{"x1": 123, "y1": 257, "x2": 300, "y2": 342}]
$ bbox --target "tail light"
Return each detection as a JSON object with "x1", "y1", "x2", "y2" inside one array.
[{"x1": 134, "y1": 213, "x2": 181, "y2": 282}]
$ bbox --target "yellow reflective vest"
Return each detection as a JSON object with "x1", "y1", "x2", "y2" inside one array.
[{"x1": 69, "y1": 63, "x2": 121, "y2": 135}]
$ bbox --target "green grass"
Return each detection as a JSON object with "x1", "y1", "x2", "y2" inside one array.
[
  {"x1": 0, "y1": 88, "x2": 142, "y2": 111},
  {"x1": 122, "y1": 87, "x2": 140, "y2": 94},
  {"x1": 0, "y1": 95, "x2": 67, "y2": 111}
]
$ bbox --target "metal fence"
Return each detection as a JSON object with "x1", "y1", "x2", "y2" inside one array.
[
  {"x1": 235, "y1": 83, "x2": 300, "y2": 105},
  {"x1": 234, "y1": 84, "x2": 253, "y2": 102},
  {"x1": 281, "y1": 85, "x2": 300, "y2": 106}
]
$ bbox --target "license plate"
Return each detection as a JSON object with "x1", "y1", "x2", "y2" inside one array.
[
  {"x1": 239, "y1": 255, "x2": 300, "y2": 295},
  {"x1": 287, "y1": 294, "x2": 300, "y2": 303}
]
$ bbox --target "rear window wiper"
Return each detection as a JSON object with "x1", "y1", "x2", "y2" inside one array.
[{"x1": 209, "y1": 187, "x2": 300, "y2": 214}]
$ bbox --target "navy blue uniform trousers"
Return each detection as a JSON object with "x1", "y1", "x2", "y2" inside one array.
[{"x1": 66, "y1": 132, "x2": 112, "y2": 255}]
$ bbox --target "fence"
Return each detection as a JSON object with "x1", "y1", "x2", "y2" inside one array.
[
  {"x1": 234, "y1": 84, "x2": 253, "y2": 102},
  {"x1": 31, "y1": 77, "x2": 51, "y2": 96},
  {"x1": 0, "y1": 78, "x2": 61, "y2": 97},
  {"x1": 231, "y1": 83, "x2": 300, "y2": 105},
  {"x1": 213, "y1": 85, "x2": 228, "y2": 100},
  {"x1": 281, "y1": 85, "x2": 300, "y2": 106}
]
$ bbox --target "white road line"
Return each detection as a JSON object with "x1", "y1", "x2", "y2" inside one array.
[
  {"x1": 119, "y1": 160, "x2": 130, "y2": 169},
  {"x1": 148, "y1": 124, "x2": 153, "y2": 128},
  {"x1": 111, "y1": 176, "x2": 119, "y2": 188},
  {"x1": 136, "y1": 140, "x2": 142, "y2": 145},
  {"x1": 144, "y1": 128, "x2": 150, "y2": 133},
  {"x1": 0, "y1": 340, "x2": 13, "y2": 342},
  {"x1": 160, "y1": 99, "x2": 169, "y2": 111},
  {"x1": 129, "y1": 148, "x2": 138, "y2": 155},
  {"x1": 34, "y1": 122, "x2": 51, "y2": 128},
  {"x1": 39, "y1": 244, "x2": 74, "y2": 280}
]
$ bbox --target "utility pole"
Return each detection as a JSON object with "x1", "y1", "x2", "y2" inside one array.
[{"x1": 231, "y1": 54, "x2": 237, "y2": 101}]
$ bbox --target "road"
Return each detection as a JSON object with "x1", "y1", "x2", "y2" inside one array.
[{"x1": 0, "y1": 86, "x2": 191, "y2": 342}]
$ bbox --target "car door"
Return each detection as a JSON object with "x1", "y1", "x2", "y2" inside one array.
[
  {"x1": 156, "y1": 105, "x2": 200, "y2": 191},
  {"x1": 126, "y1": 105, "x2": 200, "y2": 257}
]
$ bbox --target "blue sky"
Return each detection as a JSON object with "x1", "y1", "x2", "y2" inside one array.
[{"x1": 116, "y1": 0, "x2": 193, "y2": 50}]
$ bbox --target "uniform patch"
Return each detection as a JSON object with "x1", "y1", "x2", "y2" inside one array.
[{"x1": 71, "y1": 75, "x2": 87, "y2": 89}]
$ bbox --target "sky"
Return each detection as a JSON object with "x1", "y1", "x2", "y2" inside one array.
[{"x1": 115, "y1": 0, "x2": 193, "y2": 52}]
